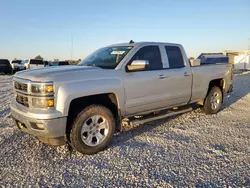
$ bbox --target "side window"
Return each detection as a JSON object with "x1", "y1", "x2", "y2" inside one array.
[
  {"x1": 165, "y1": 46, "x2": 185, "y2": 68},
  {"x1": 130, "y1": 46, "x2": 162, "y2": 70}
]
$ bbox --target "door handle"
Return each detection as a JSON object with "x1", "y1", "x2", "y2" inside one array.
[
  {"x1": 183, "y1": 72, "x2": 191, "y2": 76},
  {"x1": 158, "y1": 75, "x2": 168, "y2": 79}
]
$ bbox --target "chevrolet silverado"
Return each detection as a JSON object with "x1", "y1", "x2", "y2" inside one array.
[{"x1": 11, "y1": 42, "x2": 233, "y2": 154}]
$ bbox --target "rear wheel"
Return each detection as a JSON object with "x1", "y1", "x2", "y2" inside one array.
[
  {"x1": 202, "y1": 86, "x2": 223, "y2": 114},
  {"x1": 70, "y1": 105, "x2": 115, "y2": 154}
]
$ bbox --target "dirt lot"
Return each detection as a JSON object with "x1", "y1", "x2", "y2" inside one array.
[{"x1": 0, "y1": 73, "x2": 250, "y2": 187}]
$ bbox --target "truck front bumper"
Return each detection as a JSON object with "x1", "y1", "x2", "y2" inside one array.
[{"x1": 10, "y1": 100, "x2": 67, "y2": 146}]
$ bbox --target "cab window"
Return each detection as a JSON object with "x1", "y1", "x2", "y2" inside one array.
[
  {"x1": 165, "y1": 46, "x2": 185, "y2": 68},
  {"x1": 129, "y1": 46, "x2": 162, "y2": 70}
]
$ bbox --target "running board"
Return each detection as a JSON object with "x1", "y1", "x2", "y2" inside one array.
[{"x1": 130, "y1": 108, "x2": 192, "y2": 126}]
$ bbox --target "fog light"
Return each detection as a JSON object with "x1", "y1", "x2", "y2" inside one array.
[
  {"x1": 30, "y1": 122, "x2": 45, "y2": 130},
  {"x1": 36, "y1": 123, "x2": 44, "y2": 129}
]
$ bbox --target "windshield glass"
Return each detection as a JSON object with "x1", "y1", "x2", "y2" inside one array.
[
  {"x1": 21, "y1": 60, "x2": 29, "y2": 64},
  {"x1": 12, "y1": 60, "x2": 21, "y2": 64},
  {"x1": 78, "y1": 46, "x2": 133, "y2": 69}
]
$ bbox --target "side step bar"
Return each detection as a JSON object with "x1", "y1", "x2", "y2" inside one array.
[{"x1": 130, "y1": 108, "x2": 192, "y2": 126}]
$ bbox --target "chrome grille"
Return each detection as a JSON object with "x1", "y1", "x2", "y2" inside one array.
[
  {"x1": 16, "y1": 94, "x2": 29, "y2": 107},
  {"x1": 14, "y1": 81, "x2": 28, "y2": 92}
]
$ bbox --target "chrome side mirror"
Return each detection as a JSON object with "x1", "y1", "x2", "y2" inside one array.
[{"x1": 127, "y1": 60, "x2": 150, "y2": 71}]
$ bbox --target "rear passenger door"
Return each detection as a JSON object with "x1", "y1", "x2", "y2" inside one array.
[
  {"x1": 160, "y1": 45, "x2": 192, "y2": 106},
  {"x1": 124, "y1": 45, "x2": 172, "y2": 116}
]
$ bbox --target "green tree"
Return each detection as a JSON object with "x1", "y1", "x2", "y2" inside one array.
[{"x1": 35, "y1": 55, "x2": 43, "y2": 60}]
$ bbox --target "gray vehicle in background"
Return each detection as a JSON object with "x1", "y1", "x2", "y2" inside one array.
[
  {"x1": 21, "y1": 59, "x2": 44, "y2": 70},
  {"x1": 11, "y1": 42, "x2": 233, "y2": 155},
  {"x1": 11, "y1": 60, "x2": 26, "y2": 72}
]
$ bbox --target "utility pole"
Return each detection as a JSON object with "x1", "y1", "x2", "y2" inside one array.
[
  {"x1": 71, "y1": 35, "x2": 73, "y2": 60},
  {"x1": 248, "y1": 38, "x2": 250, "y2": 50}
]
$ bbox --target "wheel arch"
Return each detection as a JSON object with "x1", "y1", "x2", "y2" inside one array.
[
  {"x1": 66, "y1": 93, "x2": 121, "y2": 142},
  {"x1": 198, "y1": 78, "x2": 225, "y2": 106}
]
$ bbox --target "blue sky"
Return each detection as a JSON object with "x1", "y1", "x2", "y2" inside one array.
[{"x1": 1, "y1": 0, "x2": 250, "y2": 60}]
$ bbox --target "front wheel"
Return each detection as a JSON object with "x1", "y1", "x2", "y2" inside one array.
[
  {"x1": 202, "y1": 86, "x2": 223, "y2": 114},
  {"x1": 70, "y1": 105, "x2": 115, "y2": 154}
]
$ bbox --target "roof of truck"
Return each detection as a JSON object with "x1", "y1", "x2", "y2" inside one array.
[{"x1": 108, "y1": 41, "x2": 181, "y2": 47}]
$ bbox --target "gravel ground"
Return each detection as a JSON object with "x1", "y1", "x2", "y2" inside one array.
[{"x1": 0, "y1": 73, "x2": 250, "y2": 187}]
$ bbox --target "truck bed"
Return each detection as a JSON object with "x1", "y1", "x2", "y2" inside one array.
[{"x1": 190, "y1": 63, "x2": 233, "y2": 102}]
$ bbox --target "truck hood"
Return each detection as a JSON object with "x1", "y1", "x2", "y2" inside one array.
[{"x1": 14, "y1": 65, "x2": 102, "y2": 82}]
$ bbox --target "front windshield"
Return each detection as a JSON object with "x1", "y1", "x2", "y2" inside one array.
[
  {"x1": 78, "y1": 46, "x2": 133, "y2": 69},
  {"x1": 21, "y1": 60, "x2": 29, "y2": 64},
  {"x1": 12, "y1": 60, "x2": 21, "y2": 64}
]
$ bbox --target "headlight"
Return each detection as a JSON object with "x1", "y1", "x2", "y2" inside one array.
[
  {"x1": 32, "y1": 98, "x2": 54, "y2": 108},
  {"x1": 31, "y1": 84, "x2": 54, "y2": 95}
]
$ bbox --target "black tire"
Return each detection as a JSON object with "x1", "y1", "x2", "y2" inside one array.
[
  {"x1": 70, "y1": 105, "x2": 115, "y2": 154},
  {"x1": 202, "y1": 86, "x2": 223, "y2": 114}
]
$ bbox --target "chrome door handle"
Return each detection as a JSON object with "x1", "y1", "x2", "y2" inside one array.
[
  {"x1": 158, "y1": 75, "x2": 168, "y2": 79},
  {"x1": 183, "y1": 72, "x2": 191, "y2": 76}
]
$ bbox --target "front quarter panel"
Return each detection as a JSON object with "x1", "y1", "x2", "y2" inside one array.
[{"x1": 55, "y1": 78, "x2": 124, "y2": 116}]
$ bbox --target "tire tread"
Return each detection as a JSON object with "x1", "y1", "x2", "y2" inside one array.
[{"x1": 70, "y1": 104, "x2": 115, "y2": 154}]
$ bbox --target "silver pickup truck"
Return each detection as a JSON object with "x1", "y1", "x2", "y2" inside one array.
[{"x1": 11, "y1": 42, "x2": 233, "y2": 154}]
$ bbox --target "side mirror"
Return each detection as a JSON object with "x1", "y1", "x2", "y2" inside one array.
[
  {"x1": 190, "y1": 59, "x2": 201, "y2": 67},
  {"x1": 127, "y1": 60, "x2": 150, "y2": 71}
]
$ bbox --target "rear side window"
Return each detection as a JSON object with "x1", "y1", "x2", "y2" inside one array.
[
  {"x1": 130, "y1": 46, "x2": 162, "y2": 70},
  {"x1": 30, "y1": 60, "x2": 44, "y2": 65},
  {"x1": 165, "y1": 46, "x2": 185, "y2": 68}
]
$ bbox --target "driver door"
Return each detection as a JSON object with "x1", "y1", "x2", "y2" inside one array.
[{"x1": 123, "y1": 45, "x2": 169, "y2": 116}]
